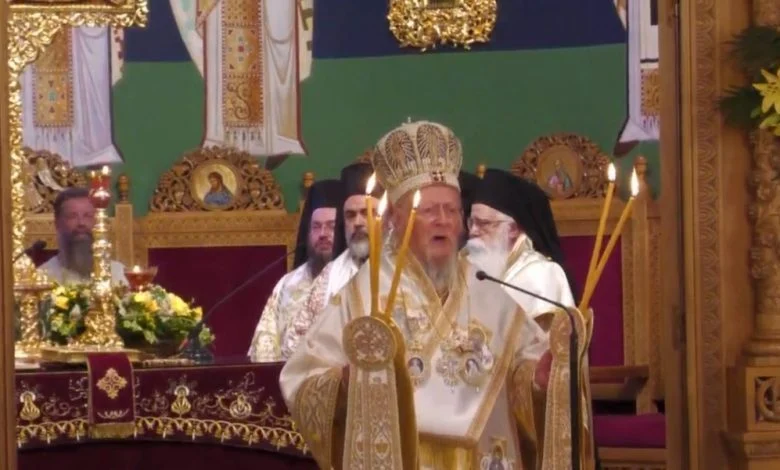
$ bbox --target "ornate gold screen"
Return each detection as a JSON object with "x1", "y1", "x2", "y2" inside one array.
[{"x1": 5, "y1": 1, "x2": 148, "y2": 280}]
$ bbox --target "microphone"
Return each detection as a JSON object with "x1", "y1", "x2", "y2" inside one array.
[
  {"x1": 475, "y1": 270, "x2": 582, "y2": 470},
  {"x1": 178, "y1": 245, "x2": 301, "y2": 362},
  {"x1": 13, "y1": 240, "x2": 47, "y2": 264}
]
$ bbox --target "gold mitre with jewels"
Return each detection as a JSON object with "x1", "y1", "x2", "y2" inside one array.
[{"x1": 371, "y1": 120, "x2": 463, "y2": 203}]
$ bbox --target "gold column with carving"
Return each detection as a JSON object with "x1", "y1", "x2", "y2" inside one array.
[{"x1": 727, "y1": 2, "x2": 780, "y2": 467}]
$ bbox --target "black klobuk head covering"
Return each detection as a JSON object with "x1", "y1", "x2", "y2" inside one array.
[
  {"x1": 333, "y1": 162, "x2": 384, "y2": 256},
  {"x1": 473, "y1": 168, "x2": 579, "y2": 301},
  {"x1": 293, "y1": 179, "x2": 343, "y2": 269},
  {"x1": 458, "y1": 171, "x2": 480, "y2": 226}
]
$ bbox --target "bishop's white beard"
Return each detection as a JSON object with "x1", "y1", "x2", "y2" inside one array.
[
  {"x1": 348, "y1": 238, "x2": 369, "y2": 262},
  {"x1": 423, "y1": 254, "x2": 458, "y2": 293},
  {"x1": 465, "y1": 226, "x2": 511, "y2": 279}
]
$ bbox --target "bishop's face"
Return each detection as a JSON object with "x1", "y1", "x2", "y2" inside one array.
[
  {"x1": 467, "y1": 203, "x2": 516, "y2": 251},
  {"x1": 308, "y1": 207, "x2": 337, "y2": 260},
  {"x1": 343, "y1": 195, "x2": 375, "y2": 260},
  {"x1": 394, "y1": 185, "x2": 463, "y2": 269}
]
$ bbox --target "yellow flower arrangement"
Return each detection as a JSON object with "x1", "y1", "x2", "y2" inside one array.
[
  {"x1": 719, "y1": 26, "x2": 780, "y2": 136},
  {"x1": 44, "y1": 283, "x2": 213, "y2": 348},
  {"x1": 115, "y1": 284, "x2": 213, "y2": 346},
  {"x1": 45, "y1": 283, "x2": 92, "y2": 344},
  {"x1": 753, "y1": 68, "x2": 780, "y2": 136}
]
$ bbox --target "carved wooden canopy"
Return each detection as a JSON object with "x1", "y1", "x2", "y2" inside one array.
[
  {"x1": 512, "y1": 133, "x2": 612, "y2": 200},
  {"x1": 149, "y1": 146, "x2": 285, "y2": 213}
]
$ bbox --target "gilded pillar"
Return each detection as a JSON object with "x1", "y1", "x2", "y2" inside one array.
[{"x1": 727, "y1": 2, "x2": 780, "y2": 468}]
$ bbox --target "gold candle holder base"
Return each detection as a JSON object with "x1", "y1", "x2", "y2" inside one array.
[{"x1": 39, "y1": 345, "x2": 145, "y2": 364}]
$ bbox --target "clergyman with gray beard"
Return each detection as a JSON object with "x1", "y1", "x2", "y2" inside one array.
[{"x1": 38, "y1": 187, "x2": 127, "y2": 285}]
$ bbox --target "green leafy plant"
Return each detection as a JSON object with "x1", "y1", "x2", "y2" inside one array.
[{"x1": 719, "y1": 26, "x2": 780, "y2": 135}]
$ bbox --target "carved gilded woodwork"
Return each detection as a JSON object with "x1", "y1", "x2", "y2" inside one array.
[
  {"x1": 149, "y1": 146, "x2": 285, "y2": 213},
  {"x1": 5, "y1": 0, "x2": 148, "y2": 282},
  {"x1": 512, "y1": 133, "x2": 612, "y2": 200},
  {"x1": 726, "y1": 3, "x2": 780, "y2": 467},
  {"x1": 22, "y1": 149, "x2": 87, "y2": 214},
  {"x1": 387, "y1": 0, "x2": 497, "y2": 51},
  {"x1": 745, "y1": 132, "x2": 780, "y2": 361}
]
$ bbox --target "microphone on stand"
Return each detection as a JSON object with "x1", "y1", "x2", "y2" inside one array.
[
  {"x1": 178, "y1": 245, "x2": 302, "y2": 362},
  {"x1": 475, "y1": 270, "x2": 582, "y2": 470},
  {"x1": 13, "y1": 240, "x2": 47, "y2": 264}
]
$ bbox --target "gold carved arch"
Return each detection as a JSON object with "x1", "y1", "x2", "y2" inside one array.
[
  {"x1": 6, "y1": 1, "x2": 148, "y2": 280},
  {"x1": 511, "y1": 133, "x2": 612, "y2": 200},
  {"x1": 149, "y1": 146, "x2": 285, "y2": 213}
]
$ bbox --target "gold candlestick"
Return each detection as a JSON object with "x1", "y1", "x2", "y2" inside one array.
[
  {"x1": 583, "y1": 163, "x2": 616, "y2": 303},
  {"x1": 580, "y1": 170, "x2": 640, "y2": 312},
  {"x1": 14, "y1": 261, "x2": 52, "y2": 361},
  {"x1": 385, "y1": 190, "x2": 420, "y2": 317},
  {"x1": 73, "y1": 171, "x2": 123, "y2": 348}
]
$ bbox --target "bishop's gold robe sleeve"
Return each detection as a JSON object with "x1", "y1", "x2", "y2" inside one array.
[
  {"x1": 509, "y1": 308, "x2": 594, "y2": 470},
  {"x1": 280, "y1": 263, "x2": 331, "y2": 360},
  {"x1": 247, "y1": 282, "x2": 284, "y2": 362},
  {"x1": 279, "y1": 300, "x2": 349, "y2": 470}
]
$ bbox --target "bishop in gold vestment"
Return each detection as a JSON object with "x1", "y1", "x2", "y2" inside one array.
[
  {"x1": 248, "y1": 179, "x2": 341, "y2": 361},
  {"x1": 280, "y1": 121, "x2": 591, "y2": 469}
]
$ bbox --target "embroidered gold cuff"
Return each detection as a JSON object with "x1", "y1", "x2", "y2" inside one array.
[{"x1": 290, "y1": 368, "x2": 341, "y2": 469}]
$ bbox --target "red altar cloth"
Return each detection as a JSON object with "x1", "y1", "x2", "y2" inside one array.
[{"x1": 15, "y1": 358, "x2": 315, "y2": 469}]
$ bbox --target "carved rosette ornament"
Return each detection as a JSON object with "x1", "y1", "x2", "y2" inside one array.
[{"x1": 149, "y1": 146, "x2": 285, "y2": 212}]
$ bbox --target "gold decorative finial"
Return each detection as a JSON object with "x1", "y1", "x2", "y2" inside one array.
[
  {"x1": 633, "y1": 156, "x2": 648, "y2": 196},
  {"x1": 302, "y1": 171, "x2": 315, "y2": 190},
  {"x1": 117, "y1": 174, "x2": 130, "y2": 203},
  {"x1": 476, "y1": 163, "x2": 486, "y2": 179}
]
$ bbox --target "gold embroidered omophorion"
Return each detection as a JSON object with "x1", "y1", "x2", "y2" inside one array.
[
  {"x1": 222, "y1": 0, "x2": 263, "y2": 128},
  {"x1": 33, "y1": 29, "x2": 73, "y2": 128}
]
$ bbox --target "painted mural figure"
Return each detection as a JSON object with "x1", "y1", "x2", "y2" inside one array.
[
  {"x1": 203, "y1": 171, "x2": 234, "y2": 206},
  {"x1": 546, "y1": 159, "x2": 573, "y2": 197},
  {"x1": 613, "y1": 0, "x2": 660, "y2": 155},
  {"x1": 169, "y1": 0, "x2": 306, "y2": 158},
  {"x1": 21, "y1": 27, "x2": 122, "y2": 167}
]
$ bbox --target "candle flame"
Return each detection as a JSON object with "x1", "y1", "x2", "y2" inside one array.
[
  {"x1": 366, "y1": 173, "x2": 376, "y2": 195},
  {"x1": 630, "y1": 170, "x2": 640, "y2": 196},
  {"x1": 377, "y1": 192, "x2": 388, "y2": 216},
  {"x1": 101, "y1": 165, "x2": 110, "y2": 176},
  {"x1": 607, "y1": 163, "x2": 616, "y2": 182},
  {"x1": 132, "y1": 265, "x2": 142, "y2": 273},
  {"x1": 412, "y1": 190, "x2": 421, "y2": 209}
]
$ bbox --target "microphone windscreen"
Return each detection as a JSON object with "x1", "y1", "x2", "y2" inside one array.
[{"x1": 475, "y1": 270, "x2": 487, "y2": 280}]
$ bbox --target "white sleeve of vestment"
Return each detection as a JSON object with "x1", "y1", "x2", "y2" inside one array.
[
  {"x1": 506, "y1": 261, "x2": 575, "y2": 361},
  {"x1": 247, "y1": 279, "x2": 285, "y2": 361},
  {"x1": 278, "y1": 299, "x2": 349, "y2": 409}
]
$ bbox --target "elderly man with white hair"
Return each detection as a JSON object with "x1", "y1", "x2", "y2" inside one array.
[
  {"x1": 465, "y1": 168, "x2": 577, "y2": 362},
  {"x1": 279, "y1": 121, "x2": 591, "y2": 469}
]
